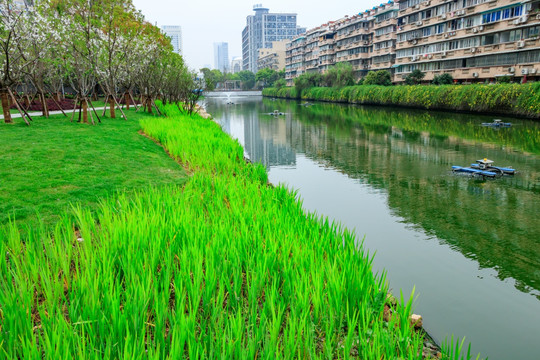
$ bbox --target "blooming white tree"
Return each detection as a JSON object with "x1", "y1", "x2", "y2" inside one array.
[
  {"x1": 61, "y1": 0, "x2": 102, "y2": 124},
  {"x1": 21, "y1": 6, "x2": 61, "y2": 117},
  {"x1": 95, "y1": 0, "x2": 141, "y2": 119},
  {"x1": 0, "y1": 0, "x2": 34, "y2": 124},
  {"x1": 116, "y1": 11, "x2": 146, "y2": 111},
  {"x1": 0, "y1": 0, "x2": 197, "y2": 126}
]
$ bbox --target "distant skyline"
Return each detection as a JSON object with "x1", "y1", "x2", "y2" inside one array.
[
  {"x1": 214, "y1": 42, "x2": 229, "y2": 73},
  {"x1": 132, "y1": 0, "x2": 374, "y2": 71}
]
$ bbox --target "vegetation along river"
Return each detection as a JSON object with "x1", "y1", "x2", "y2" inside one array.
[{"x1": 205, "y1": 96, "x2": 540, "y2": 359}]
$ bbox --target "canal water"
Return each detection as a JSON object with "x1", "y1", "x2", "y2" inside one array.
[{"x1": 205, "y1": 96, "x2": 540, "y2": 360}]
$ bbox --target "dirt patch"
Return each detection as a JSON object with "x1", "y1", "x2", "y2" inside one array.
[{"x1": 11, "y1": 98, "x2": 80, "y2": 112}]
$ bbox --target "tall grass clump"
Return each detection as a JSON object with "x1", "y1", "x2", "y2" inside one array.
[
  {"x1": 0, "y1": 105, "x2": 480, "y2": 358},
  {"x1": 263, "y1": 83, "x2": 540, "y2": 118}
]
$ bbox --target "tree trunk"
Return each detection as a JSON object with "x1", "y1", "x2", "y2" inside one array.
[
  {"x1": 125, "y1": 93, "x2": 130, "y2": 110},
  {"x1": 1, "y1": 91, "x2": 13, "y2": 123},
  {"x1": 109, "y1": 96, "x2": 116, "y2": 118},
  {"x1": 40, "y1": 92, "x2": 49, "y2": 118},
  {"x1": 55, "y1": 92, "x2": 61, "y2": 102},
  {"x1": 147, "y1": 98, "x2": 153, "y2": 114},
  {"x1": 82, "y1": 99, "x2": 88, "y2": 123}
]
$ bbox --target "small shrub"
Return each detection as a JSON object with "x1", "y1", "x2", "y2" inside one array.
[
  {"x1": 432, "y1": 73, "x2": 453, "y2": 85},
  {"x1": 497, "y1": 75, "x2": 512, "y2": 84},
  {"x1": 404, "y1": 69, "x2": 425, "y2": 85},
  {"x1": 363, "y1": 70, "x2": 392, "y2": 86}
]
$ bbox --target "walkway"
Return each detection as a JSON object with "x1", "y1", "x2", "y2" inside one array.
[{"x1": 1, "y1": 107, "x2": 108, "y2": 120}]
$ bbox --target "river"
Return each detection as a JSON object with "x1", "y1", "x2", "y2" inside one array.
[{"x1": 205, "y1": 96, "x2": 540, "y2": 360}]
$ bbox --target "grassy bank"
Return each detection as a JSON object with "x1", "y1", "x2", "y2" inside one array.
[
  {"x1": 0, "y1": 111, "x2": 186, "y2": 229},
  {"x1": 0, "y1": 105, "x2": 471, "y2": 359},
  {"x1": 263, "y1": 83, "x2": 540, "y2": 118}
]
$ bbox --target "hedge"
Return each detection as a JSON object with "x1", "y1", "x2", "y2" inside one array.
[{"x1": 262, "y1": 83, "x2": 540, "y2": 118}]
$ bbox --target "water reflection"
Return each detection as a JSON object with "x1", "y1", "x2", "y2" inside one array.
[{"x1": 210, "y1": 98, "x2": 540, "y2": 299}]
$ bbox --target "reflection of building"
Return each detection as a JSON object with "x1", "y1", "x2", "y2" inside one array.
[
  {"x1": 231, "y1": 57, "x2": 242, "y2": 73},
  {"x1": 242, "y1": 4, "x2": 306, "y2": 73},
  {"x1": 244, "y1": 115, "x2": 296, "y2": 167},
  {"x1": 257, "y1": 40, "x2": 288, "y2": 71},
  {"x1": 161, "y1": 25, "x2": 183, "y2": 55},
  {"x1": 214, "y1": 42, "x2": 229, "y2": 72}
]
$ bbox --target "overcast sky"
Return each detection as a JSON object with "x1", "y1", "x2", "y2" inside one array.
[{"x1": 131, "y1": 0, "x2": 375, "y2": 71}]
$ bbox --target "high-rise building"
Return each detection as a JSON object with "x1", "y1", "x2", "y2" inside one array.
[
  {"x1": 161, "y1": 25, "x2": 183, "y2": 55},
  {"x1": 242, "y1": 4, "x2": 306, "y2": 73},
  {"x1": 214, "y1": 42, "x2": 230, "y2": 72}
]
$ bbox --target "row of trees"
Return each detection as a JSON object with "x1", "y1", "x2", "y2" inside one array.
[
  {"x1": 0, "y1": 0, "x2": 201, "y2": 125},
  {"x1": 291, "y1": 63, "x2": 455, "y2": 91}
]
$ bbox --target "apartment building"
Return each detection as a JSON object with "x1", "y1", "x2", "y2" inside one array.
[
  {"x1": 371, "y1": 4, "x2": 399, "y2": 71},
  {"x1": 257, "y1": 40, "x2": 289, "y2": 71},
  {"x1": 285, "y1": 36, "x2": 307, "y2": 83},
  {"x1": 285, "y1": 3, "x2": 395, "y2": 85},
  {"x1": 334, "y1": 15, "x2": 373, "y2": 75},
  {"x1": 285, "y1": 0, "x2": 540, "y2": 84},
  {"x1": 394, "y1": 0, "x2": 540, "y2": 82}
]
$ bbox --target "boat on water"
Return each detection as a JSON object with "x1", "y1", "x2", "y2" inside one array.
[
  {"x1": 267, "y1": 110, "x2": 285, "y2": 116},
  {"x1": 482, "y1": 119, "x2": 512, "y2": 127},
  {"x1": 452, "y1": 158, "x2": 515, "y2": 178}
]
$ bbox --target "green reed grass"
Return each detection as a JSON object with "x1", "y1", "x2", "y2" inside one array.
[
  {"x1": 0, "y1": 104, "x2": 481, "y2": 359},
  {"x1": 263, "y1": 83, "x2": 540, "y2": 118}
]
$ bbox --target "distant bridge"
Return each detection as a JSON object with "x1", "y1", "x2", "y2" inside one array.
[{"x1": 205, "y1": 91, "x2": 262, "y2": 98}]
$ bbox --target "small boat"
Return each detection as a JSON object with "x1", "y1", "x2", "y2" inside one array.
[
  {"x1": 482, "y1": 119, "x2": 512, "y2": 127},
  {"x1": 452, "y1": 158, "x2": 515, "y2": 178}
]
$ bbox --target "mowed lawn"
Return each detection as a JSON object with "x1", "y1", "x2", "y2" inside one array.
[{"x1": 0, "y1": 110, "x2": 187, "y2": 228}]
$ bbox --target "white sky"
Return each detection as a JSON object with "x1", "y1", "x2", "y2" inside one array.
[{"x1": 132, "y1": 0, "x2": 376, "y2": 71}]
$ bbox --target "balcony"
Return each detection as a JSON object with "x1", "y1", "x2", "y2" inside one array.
[{"x1": 320, "y1": 59, "x2": 336, "y2": 66}]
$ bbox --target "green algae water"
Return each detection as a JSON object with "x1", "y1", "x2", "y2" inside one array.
[{"x1": 207, "y1": 96, "x2": 540, "y2": 360}]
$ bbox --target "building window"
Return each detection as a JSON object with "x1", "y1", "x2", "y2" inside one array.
[{"x1": 482, "y1": 5, "x2": 523, "y2": 24}]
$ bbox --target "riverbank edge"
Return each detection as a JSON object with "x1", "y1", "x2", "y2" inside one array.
[
  {"x1": 199, "y1": 102, "x2": 445, "y2": 359},
  {"x1": 262, "y1": 84, "x2": 540, "y2": 120}
]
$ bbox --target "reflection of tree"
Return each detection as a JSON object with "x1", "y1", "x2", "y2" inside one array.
[
  {"x1": 268, "y1": 99, "x2": 540, "y2": 156},
  {"x1": 267, "y1": 99, "x2": 540, "y2": 298}
]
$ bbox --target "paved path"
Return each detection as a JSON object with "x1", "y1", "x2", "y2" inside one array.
[{"x1": 0, "y1": 107, "x2": 109, "y2": 120}]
